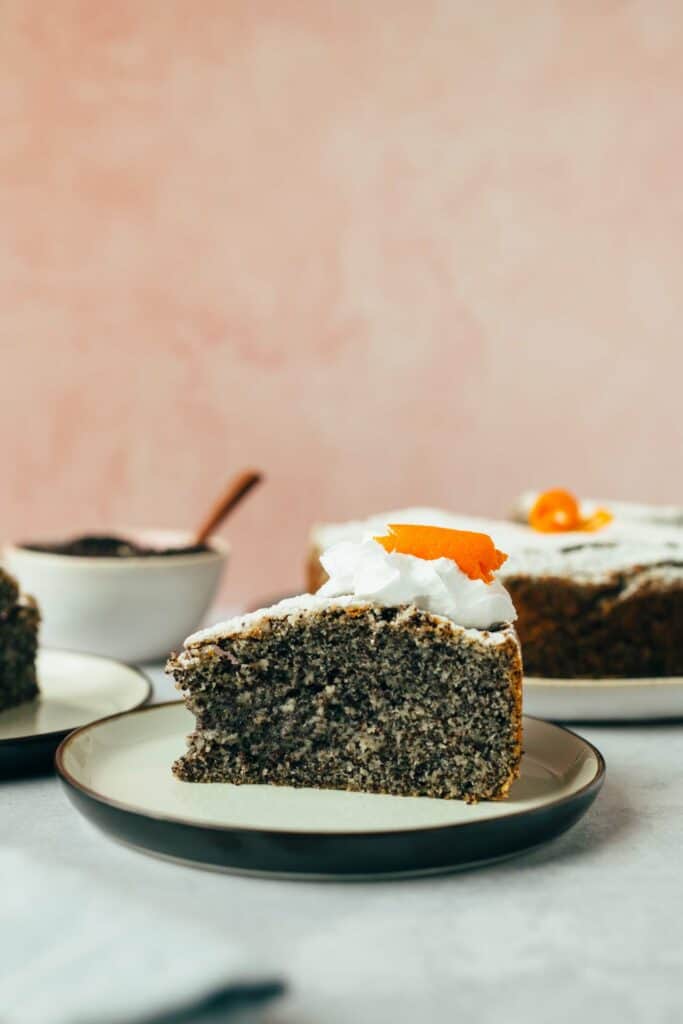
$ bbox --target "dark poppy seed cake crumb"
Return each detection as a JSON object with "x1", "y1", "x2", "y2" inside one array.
[
  {"x1": 0, "y1": 566, "x2": 40, "y2": 713},
  {"x1": 504, "y1": 549, "x2": 683, "y2": 678},
  {"x1": 167, "y1": 599, "x2": 522, "y2": 803},
  {"x1": 0, "y1": 570, "x2": 20, "y2": 619}
]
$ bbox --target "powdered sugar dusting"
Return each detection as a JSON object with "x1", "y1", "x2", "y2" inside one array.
[
  {"x1": 505, "y1": 539, "x2": 683, "y2": 584},
  {"x1": 182, "y1": 592, "x2": 512, "y2": 651}
]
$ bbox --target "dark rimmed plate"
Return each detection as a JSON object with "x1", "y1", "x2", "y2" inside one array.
[
  {"x1": 57, "y1": 702, "x2": 604, "y2": 879},
  {"x1": 0, "y1": 650, "x2": 152, "y2": 778}
]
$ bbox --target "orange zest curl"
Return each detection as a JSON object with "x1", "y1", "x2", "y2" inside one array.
[
  {"x1": 529, "y1": 489, "x2": 580, "y2": 532},
  {"x1": 373, "y1": 523, "x2": 508, "y2": 584},
  {"x1": 529, "y1": 489, "x2": 613, "y2": 533},
  {"x1": 582, "y1": 507, "x2": 614, "y2": 532}
]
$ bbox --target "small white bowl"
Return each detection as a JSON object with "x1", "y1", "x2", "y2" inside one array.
[{"x1": 4, "y1": 529, "x2": 229, "y2": 663}]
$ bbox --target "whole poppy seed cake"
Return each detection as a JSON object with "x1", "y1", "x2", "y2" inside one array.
[{"x1": 168, "y1": 525, "x2": 523, "y2": 803}]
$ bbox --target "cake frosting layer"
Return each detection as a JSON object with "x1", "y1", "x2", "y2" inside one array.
[
  {"x1": 504, "y1": 539, "x2": 683, "y2": 584},
  {"x1": 310, "y1": 507, "x2": 683, "y2": 583},
  {"x1": 317, "y1": 539, "x2": 516, "y2": 629},
  {"x1": 182, "y1": 592, "x2": 515, "y2": 653}
]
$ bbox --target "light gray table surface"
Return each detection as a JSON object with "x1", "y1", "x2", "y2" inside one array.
[{"x1": 5, "y1": 657, "x2": 683, "y2": 1024}]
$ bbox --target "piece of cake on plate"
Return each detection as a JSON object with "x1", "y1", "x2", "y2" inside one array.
[
  {"x1": 0, "y1": 567, "x2": 40, "y2": 712},
  {"x1": 168, "y1": 525, "x2": 522, "y2": 803}
]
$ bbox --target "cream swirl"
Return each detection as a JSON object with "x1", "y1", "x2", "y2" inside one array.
[{"x1": 317, "y1": 539, "x2": 516, "y2": 629}]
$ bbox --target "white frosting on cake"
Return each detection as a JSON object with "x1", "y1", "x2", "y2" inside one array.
[
  {"x1": 311, "y1": 507, "x2": 683, "y2": 584},
  {"x1": 184, "y1": 594, "x2": 369, "y2": 648},
  {"x1": 317, "y1": 539, "x2": 516, "y2": 629},
  {"x1": 182, "y1": 592, "x2": 513, "y2": 654},
  {"x1": 504, "y1": 539, "x2": 683, "y2": 583}
]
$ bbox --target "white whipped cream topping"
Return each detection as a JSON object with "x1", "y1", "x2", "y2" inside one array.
[{"x1": 317, "y1": 539, "x2": 516, "y2": 629}]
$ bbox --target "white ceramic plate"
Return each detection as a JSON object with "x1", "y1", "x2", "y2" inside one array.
[
  {"x1": 57, "y1": 702, "x2": 604, "y2": 879},
  {"x1": 524, "y1": 675, "x2": 683, "y2": 722},
  {"x1": 0, "y1": 649, "x2": 152, "y2": 777}
]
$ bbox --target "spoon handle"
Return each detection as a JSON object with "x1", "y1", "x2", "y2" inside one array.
[{"x1": 195, "y1": 470, "x2": 263, "y2": 545}]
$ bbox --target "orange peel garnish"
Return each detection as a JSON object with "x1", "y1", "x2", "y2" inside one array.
[
  {"x1": 373, "y1": 523, "x2": 508, "y2": 583},
  {"x1": 582, "y1": 508, "x2": 614, "y2": 532},
  {"x1": 529, "y1": 489, "x2": 613, "y2": 533}
]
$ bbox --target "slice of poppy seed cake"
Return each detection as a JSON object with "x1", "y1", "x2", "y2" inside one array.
[{"x1": 168, "y1": 526, "x2": 522, "y2": 803}]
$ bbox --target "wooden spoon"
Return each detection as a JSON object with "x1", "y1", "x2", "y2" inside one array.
[{"x1": 195, "y1": 469, "x2": 263, "y2": 546}]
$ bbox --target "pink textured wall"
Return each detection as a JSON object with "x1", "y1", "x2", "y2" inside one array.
[{"x1": 1, "y1": 2, "x2": 682, "y2": 605}]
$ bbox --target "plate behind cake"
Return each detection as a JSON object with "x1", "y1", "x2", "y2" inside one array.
[
  {"x1": 524, "y1": 674, "x2": 683, "y2": 722},
  {"x1": 0, "y1": 650, "x2": 152, "y2": 778},
  {"x1": 57, "y1": 702, "x2": 604, "y2": 879}
]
